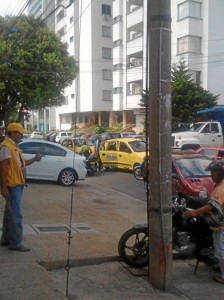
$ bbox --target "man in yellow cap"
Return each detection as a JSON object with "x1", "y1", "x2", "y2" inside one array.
[{"x1": 0, "y1": 123, "x2": 42, "y2": 251}]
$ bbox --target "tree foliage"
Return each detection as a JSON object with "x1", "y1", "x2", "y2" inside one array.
[
  {"x1": 0, "y1": 15, "x2": 77, "y2": 126},
  {"x1": 171, "y1": 59, "x2": 218, "y2": 129},
  {"x1": 139, "y1": 59, "x2": 219, "y2": 130}
]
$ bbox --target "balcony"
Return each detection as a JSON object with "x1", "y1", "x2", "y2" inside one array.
[
  {"x1": 127, "y1": 6, "x2": 143, "y2": 30},
  {"x1": 127, "y1": 65, "x2": 143, "y2": 82},
  {"x1": 127, "y1": 35, "x2": 143, "y2": 56},
  {"x1": 126, "y1": 94, "x2": 142, "y2": 109}
]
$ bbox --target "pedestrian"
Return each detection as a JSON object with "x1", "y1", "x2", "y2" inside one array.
[
  {"x1": 94, "y1": 136, "x2": 103, "y2": 171},
  {"x1": 0, "y1": 125, "x2": 5, "y2": 144},
  {"x1": 80, "y1": 140, "x2": 92, "y2": 159},
  {"x1": 183, "y1": 160, "x2": 224, "y2": 284},
  {"x1": 0, "y1": 123, "x2": 42, "y2": 251}
]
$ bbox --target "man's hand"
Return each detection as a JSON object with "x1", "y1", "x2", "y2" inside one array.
[
  {"x1": 34, "y1": 153, "x2": 42, "y2": 162},
  {"x1": 183, "y1": 209, "x2": 197, "y2": 218},
  {"x1": 1, "y1": 187, "x2": 9, "y2": 198}
]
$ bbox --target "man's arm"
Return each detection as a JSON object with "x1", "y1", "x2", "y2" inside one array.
[
  {"x1": 183, "y1": 204, "x2": 212, "y2": 218},
  {"x1": 25, "y1": 154, "x2": 42, "y2": 166}
]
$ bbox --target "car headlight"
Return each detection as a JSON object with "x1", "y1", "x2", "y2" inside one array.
[{"x1": 199, "y1": 190, "x2": 208, "y2": 199}]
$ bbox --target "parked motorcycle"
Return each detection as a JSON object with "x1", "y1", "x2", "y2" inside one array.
[
  {"x1": 118, "y1": 195, "x2": 215, "y2": 268},
  {"x1": 85, "y1": 154, "x2": 98, "y2": 176}
]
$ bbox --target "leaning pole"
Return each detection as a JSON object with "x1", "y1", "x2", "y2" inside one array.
[{"x1": 147, "y1": 0, "x2": 172, "y2": 290}]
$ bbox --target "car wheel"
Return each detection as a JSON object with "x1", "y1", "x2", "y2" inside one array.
[{"x1": 58, "y1": 168, "x2": 77, "y2": 186}]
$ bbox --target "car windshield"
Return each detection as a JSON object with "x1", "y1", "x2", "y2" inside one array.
[
  {"x1": 190, "y1": 123, "x2": 204, "y2": 132},
  {"x1": 176, "y1": 157, "x2": 211, "y2": 178},
  {"x1": 128, "y1": 141, "x2": 146, "y2": 152}
]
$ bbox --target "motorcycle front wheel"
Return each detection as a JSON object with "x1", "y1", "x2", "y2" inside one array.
[
  {"x1": 118, "y1": 227, "x2": 149, "y2": 268},
  {"x1": 133, "y1": 167, "x2": 144, "y2": 181}
]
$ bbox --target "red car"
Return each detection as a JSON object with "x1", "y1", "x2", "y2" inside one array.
[
  {"x1": 172, "y1": 150, "x2": 214, "y2": 207},
  {"x1": 195, "y1": 146, "x2": 224, "y2": 160}
]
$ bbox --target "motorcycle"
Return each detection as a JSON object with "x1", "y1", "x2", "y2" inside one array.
[
  {"x1": 85, "y1": 154, "x2": 98, "y2": 176},
  {"x1": 118, "y1": 195, "x2": 215, "y2": 268},
  {"x1": 133, "y1": 157, "x2": 146, "y2": 181}
]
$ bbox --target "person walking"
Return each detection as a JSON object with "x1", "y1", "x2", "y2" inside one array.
[
  {"x1": 94, "y1": 136, "x2": 103, "y2": 171},
  {"x1": 183, "y1": 160, "x2": 224, "y2": 284},
  {"x1": 0, "y1": 123, "x2": 42, "y2": 251}
]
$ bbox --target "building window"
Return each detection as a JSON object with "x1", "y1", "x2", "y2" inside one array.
[
  {"x1": 178, "y1": 1, "x2": 202, "y2": 20},
  {"x1": 102, "y1": 47, "x2": 112, "y2": 59},
  {"x1": 102, "y1": 69, "x2": 112, "y2": 80},
  {"x1": 102, "y1": 4, "x2": 111, "y2": 16},
  {"x1": 114, "y1": 15, "x2": 122, "y2": 23},
  {"x1": 102, "y1": 90, "x2": 112, "y2": 101},
  {"x1": 61, "y1": 96, "x2": 68, "y2": 105},
  {"x1": 70, "y1": 36, "x2": 74, "y2": 42},
  {"x1": 70, "y1": 16, "x2": 73, "y2": 23},
  {"x1": 71, "y1": 94, "x2": 75, "y2": 99},
  {"x1": 102, "y1": 26, "x2": 112, "y2": 37},
  {"x1": 177, "y1": 35, "x2": 201, "y2": 54}
]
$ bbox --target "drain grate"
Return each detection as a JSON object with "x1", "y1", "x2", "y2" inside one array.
[
  {"x1": 0, "y1": 223, "x2": 97, "y2": 234},
  {"x1": 37, "y1": 226, "x2": 69, "y2": 232}
]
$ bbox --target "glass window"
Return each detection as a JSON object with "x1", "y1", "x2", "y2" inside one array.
[
  {"x1": 43, "y1": 144, "x2": 66, "y2": 157},
  {"x1": 108, "y1": 142, "x2": 116, "y2": 151},
  {"x1": 128, "y1": 141, "x2": 146, "y2": 152},
  {"x1": 119, "y1": 142, "x2": 130, "y2": 153},
  {"x1": 102, "y1": 26, "x2": 112, "y2": 37},
  {"x1": 20, "y1": 142, "x2": 43, "y2": 155},
  {"x1": 102, "y1": 47, "x2": 112, "y2": 59},
  {"x1": 102, "y1": 90, "x2": 112, "y2": 101},
  {"x1": 102, "y1": 4, "x2": 111, "y2": 16},
  {"x1": 178, "y1": 1, "x2": 201, "y2": 20},
  {"x1": 102, "y1": 69, "x2": 112, "y2": 80},
  {"x1": 177, "y1": 35, "x2": 201, "y2": 54}
]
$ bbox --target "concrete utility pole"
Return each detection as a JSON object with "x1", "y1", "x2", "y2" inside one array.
[{"x1": 148, "y1": 0, "x2": 172, "y2": 290}]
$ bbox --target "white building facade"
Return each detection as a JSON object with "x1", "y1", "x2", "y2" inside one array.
[{"x1": 28, "y1": 0, "x2": 224, "y2": 132}]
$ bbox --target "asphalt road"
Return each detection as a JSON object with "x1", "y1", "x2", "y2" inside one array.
[{"x1": 86, "y1": 169, "x2": 147, "y2": 202}]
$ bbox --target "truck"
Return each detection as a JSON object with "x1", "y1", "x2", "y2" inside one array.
[{"x1": 172, "y1": 121, "x2": 224, "y2": 150}]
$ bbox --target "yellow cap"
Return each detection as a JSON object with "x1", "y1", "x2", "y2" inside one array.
[{"x1": 7, "y1": 123, "x2": 26, "y2": 135}]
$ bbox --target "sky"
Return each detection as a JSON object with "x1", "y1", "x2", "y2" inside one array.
[{"x1": 0, "y1": 0, "x2": 26, "y2": 17}]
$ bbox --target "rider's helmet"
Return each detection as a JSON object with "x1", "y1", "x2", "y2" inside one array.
[
  {"x1": 205, "y1": 160, "x2": 224, "y2": 171},
  {"x1": 205, "y1": 160, "x2": 224, "y2": 183}
]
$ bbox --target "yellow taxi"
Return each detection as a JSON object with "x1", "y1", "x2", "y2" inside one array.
[
  {"x1": 99, "y1": 138, "x2": 146, "y2": 171},
  {"x1": 61, "y1": 138, "x2": 94, "y2": 154}
]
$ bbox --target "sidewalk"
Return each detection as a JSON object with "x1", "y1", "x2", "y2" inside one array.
[{"x1": 0, "y1": 177, "x2": 223, "y2": 299}]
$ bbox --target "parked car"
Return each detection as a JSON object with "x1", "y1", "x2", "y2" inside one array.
[
  {"x1": 55, "y1": 132, "x2": 73, "y2": 143},
  {"x1": 195, "y1": 146, "x2": 224, "y2": 160},
  {"x1": 19, "y1": 140, "x2": 87, "y2": 186},
  {"x1": 44, "y1": 131, "x2": 58, "y2": 141},
  {"x1": 29, "y1": 131, "x2": 44, "y2": 139},
  {"x1": 172, "y1": 150, "x2": 214, "y2": 207},
  {"x1": 61, "y1": 138, "x2": 94, "y2": 154},
  {"x1": 99, "y1": 138, "x2": 146, "y2": 171}
]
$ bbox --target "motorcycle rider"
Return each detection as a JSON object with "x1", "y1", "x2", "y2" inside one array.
[{"x1": 184, "y1": 160, "x2": 224, "y2": 284}]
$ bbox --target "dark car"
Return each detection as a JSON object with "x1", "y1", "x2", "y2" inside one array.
[{"x1": 172, "y1": 150, "x2": 214, "y2": 207}]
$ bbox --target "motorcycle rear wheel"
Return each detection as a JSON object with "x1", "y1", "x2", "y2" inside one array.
[{"x1": 118, "y1": 227, "x2": 148, "y2": 268}]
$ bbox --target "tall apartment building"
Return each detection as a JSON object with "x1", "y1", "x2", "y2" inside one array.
[{"x1": 112, "y1": 0, "x2": 224, "y2": 132}]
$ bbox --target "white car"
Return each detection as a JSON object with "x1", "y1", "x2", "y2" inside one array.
[
  {"x1": 55, "y1": 132, "x2": 73, "y2": 143},
  {"x1": 29, "y1": 131, "x2": 44, "y2": 139},
  {"x1": 19, "y1": 140, "x2": 87, "y2": 186}
]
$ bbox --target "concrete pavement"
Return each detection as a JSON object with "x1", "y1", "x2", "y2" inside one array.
[{"x1": 0, "y1": 174, "x2": 223, "y2": 299}]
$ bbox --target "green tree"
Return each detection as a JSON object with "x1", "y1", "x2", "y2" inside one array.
[
  {"x1": 0, "y1": 15, "x2": 77, "y2": 126},
  {"x1": 171, "y1": 59, "x2": 218, "y2": 129},
  {"x1": 139, "y1": 59, "x2": 219, "y2": 130}
]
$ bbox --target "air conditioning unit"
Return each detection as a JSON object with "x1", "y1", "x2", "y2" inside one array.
[{"x1": 103, "y1": 14, "x2": 110, "y2": 20}]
